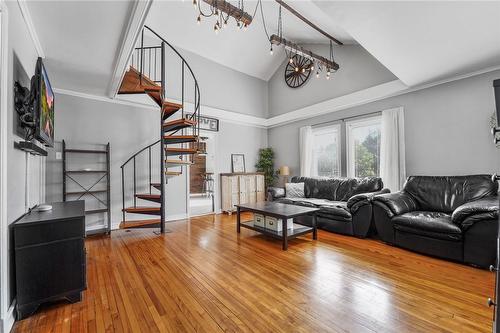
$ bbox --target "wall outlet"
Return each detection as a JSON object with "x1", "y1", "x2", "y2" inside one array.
[{"x1": 55, "y1": 152, "x2": 62, "y2": 160}]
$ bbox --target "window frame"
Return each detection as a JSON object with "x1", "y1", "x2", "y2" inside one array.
[
  {"x1": 310, "y1": 123, "x2": 342, "y2": 178},
  {"x1": 345, "y1": 115, "x2": 382, "y2": 178}
]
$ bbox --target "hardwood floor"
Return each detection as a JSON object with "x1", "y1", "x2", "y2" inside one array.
[{"x1": 13, "y1": 213, "x2": 495, "y2": 332}]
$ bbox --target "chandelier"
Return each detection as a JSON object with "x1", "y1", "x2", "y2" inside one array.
[
  {"x1": 193, "y1": 0, "x2": 341, "y2": 82},
  {"x1": 193, "y1": 0, "x2": 254, "y2": 33}
]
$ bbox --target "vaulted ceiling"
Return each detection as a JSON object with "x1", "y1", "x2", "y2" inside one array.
[
  {"x1": 26, "y1": 0, "x2": 500, "y2": 97},
  {"x1": 146, "y1": 0, "x2": 355, "y2": 81}
]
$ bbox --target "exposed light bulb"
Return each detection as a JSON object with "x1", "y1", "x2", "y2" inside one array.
[
  {"x1": 197, "y1": 15, "x2": 201, "y2": 25},
  {"x1": 193, "y1": 0, "x2": 197, "y2": 8},
  {"x1": 326, "y1": 75, "x2": 330, "y2": 80},
  {"x1": 301, "y1": 68, "x2": 305, "y2": 73},
  {"x1": 316, "y1": 72, "x2": 320, "y2": 78},
  {"x1": 289, "y1": 58, "x2": 293, "y2": 64},
  {"x1": 269, "y1": 46, "x2": 273, "y2": 55},
  {"x1": 243, "y1": 23, "x2": 248, "y2": 31},
  {"x1": 295, "y1": 67, "x2": 299, "y2": 72},
  {"x1": 237, "y1": 21, "x2": 241, "y2": 29},
  {"x1": 224, "y1": 20, "x2": 228, "y2": 27},
  {"x1": 310, "y1": 65, "x2": 314, "y2": 71}
]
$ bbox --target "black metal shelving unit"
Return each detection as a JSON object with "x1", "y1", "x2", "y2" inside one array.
[{"x1": 62, "y1": 140, "x2": 111, "y2": 235}]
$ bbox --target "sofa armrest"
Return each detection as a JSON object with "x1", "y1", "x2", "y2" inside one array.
[
  {"x1": 347, "y1": 188, "x2": 391, "y2": 213},
  {"x1": 267, "y1": 187, "x2": 285, "y2": 201},
  {"x1": 452, "y1": 196, "x2": 499, "y2": 230},
  {"x1": 372, "y1": 192, "x2": 418, "y2": 217}
]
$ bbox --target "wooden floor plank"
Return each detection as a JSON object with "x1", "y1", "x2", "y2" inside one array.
[{"x1": 12, "y1": 213, "x2": 495, "y2": 333}]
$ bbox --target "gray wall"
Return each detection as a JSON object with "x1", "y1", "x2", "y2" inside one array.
[
  {"x1": 268, "y1": 70, "x2": 500, "y2": 177},
  {"x1": 45, "y1": 93, "x2": 268, "y2": 228},
  {"x1": 3, "y1": 0, "x2": 45, "y2": 321},
  {"x1": 268, "y1": 44, "x2": 397, "y2": 117},
  {"x1": 139, "y1": 36, "x2": 269, "y2": 118}
]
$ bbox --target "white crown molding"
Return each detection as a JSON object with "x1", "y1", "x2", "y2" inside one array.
[
  {"x1": 265, "y1": 65, "x2": 500, "y2": 128},
  {"x1": 56, "y1": 65, "x2": 500, "y2": 130},
  {"x1": 264, "y1": 80, "x2": 408, "y2": 128},
  {"x1": 54, "y1": 87, "x2": 268, "y2": 128},
  {"x1": 17, "y1": 0, "x2": 44, "y2": 58},
  {"x1": 107, "y1": 0, "x2": 152, "y2": 98}
]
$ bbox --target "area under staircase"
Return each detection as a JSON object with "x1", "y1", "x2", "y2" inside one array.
[{"x1": 118, "y1": 25, "x2": 201, "y2": 232}]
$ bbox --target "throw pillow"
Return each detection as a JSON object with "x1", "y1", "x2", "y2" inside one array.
[{"x1": 286, "y1": 182, "x2": 305, "y2": 198}]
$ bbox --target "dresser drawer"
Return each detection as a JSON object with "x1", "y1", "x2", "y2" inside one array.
[{"x1": 15, "y1": 217, "x2": 85, "y2": 248}]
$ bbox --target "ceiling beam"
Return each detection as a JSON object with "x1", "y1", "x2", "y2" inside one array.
[
  {"x1": 270, "y1": 35, "x2": 340, "y2": 70},
  {"x1": 202, "y1": 0, "x2": 253, "y2": 26},
  {"x1": 275, "y1": 0, "x2": 343, "y2": 46}
]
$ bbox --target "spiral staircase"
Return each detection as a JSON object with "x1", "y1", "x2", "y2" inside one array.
[{"x1": 118, "y1": 26, "x2": 201, "y2": 233}]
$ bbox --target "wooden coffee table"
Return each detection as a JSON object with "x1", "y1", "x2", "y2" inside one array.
[{"x1": 236, "y1": 202, "x2": 320, "y2": 250}]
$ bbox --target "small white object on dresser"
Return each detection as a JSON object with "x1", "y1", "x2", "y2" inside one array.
[
  {"x1": 254, "y1": 213, "x2": 265, "y2": 228},
  {"x1": 265, "y1": 216, "x2": 294, "y2": 232}
]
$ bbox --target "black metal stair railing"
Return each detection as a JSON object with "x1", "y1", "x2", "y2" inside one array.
[{"x1": 120, "y1": 25, "x2": 201, "y2": 233}]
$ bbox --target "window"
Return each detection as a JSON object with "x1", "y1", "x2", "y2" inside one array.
[
  {"x1": 311, "y1": 125, "x2": 341, "y2": 177},
  {"x1": 346, "y1": 116, "x2": 381, "y2": 178}
]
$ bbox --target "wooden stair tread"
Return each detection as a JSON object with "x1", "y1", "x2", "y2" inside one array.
[
  {"x1": 119, "y1": 218, "x2": 161, "y2": 229},
  {"x1": 166, "y1": 159, "x2": 193, "y2": 166},
  {"x1": 163, "y1": 118, "x2": 196, "y2": 127},
  {"x1": 165, "y1": 148, "x2": 198, "y2": 156},
  {"x1": 165, "y1": 171, "x2": 182, "y2": 176},
  {"x1": 163, "y1": 118, "x2": 197, "y2": 133},
  {"x1": 123, "y1": 206, "x2": 161, "y2": 213},
  {"x1": 163, "y1": 135, "x2": 198, "y2": 144},
  {"x1": 118, "y1": 67, "x2": 161, "y2": 94}
]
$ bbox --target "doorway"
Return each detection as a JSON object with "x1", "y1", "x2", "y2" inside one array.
[{"x1": 188, "y1": 134, "x2": 215, "y2": 216}]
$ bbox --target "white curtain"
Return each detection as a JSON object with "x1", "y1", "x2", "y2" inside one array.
[
  {"x1": 299, "y1": 126, "x2": 313, "y2": 177},
  {"x1": 380, "y1": 107, "x2": 406, "y2": 192}
]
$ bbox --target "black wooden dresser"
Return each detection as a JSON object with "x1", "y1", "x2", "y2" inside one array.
[{"x1": 13, "y1": 200, "x2": 86, "y2": 320}]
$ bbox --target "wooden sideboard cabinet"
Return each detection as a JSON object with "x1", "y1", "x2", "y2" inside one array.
[
  {"x1": 13, "y1": 200, "x2": 86, "y2": 320},
  {"x1": 221, "y1": 172, "x2": 265, "y2": 214}
]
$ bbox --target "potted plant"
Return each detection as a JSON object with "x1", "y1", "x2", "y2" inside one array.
[{"x1": 255, "y1": 148, "x2": 278, "y2": 189}]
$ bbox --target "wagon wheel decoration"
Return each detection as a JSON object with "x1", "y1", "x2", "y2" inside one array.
[{"x1": 284, "y1": 55, "x2": 313, "y2": 88}]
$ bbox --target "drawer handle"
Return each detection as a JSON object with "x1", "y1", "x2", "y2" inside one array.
[
  {"x1": 490, "y1": 265, "x2": 498, "y2": 272},
  {"x1": 488, "y1": 298, "x2": 497, "y2": 307}
]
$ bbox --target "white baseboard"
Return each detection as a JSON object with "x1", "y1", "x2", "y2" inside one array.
[
  {"x1": 166, "y1": 213, "x2": 188, "y2": 222},
  {"x1": 1, "y1": 301, "x2": 16, "y2": 333}
]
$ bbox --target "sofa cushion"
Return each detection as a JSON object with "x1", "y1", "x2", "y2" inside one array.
[
  {"x1": 318, "y1": 201, "x2": 352, "y2": 222},
  {"x1": 276, "y1": 197, "x2": 330, "y2": 207},
  {"x1": 403, "y1": 175, "x2": 498, "y2": 213},
  {"x1": 392, "y1": 211, "x2": 462, "y2": 241},
  {"x1": 291, "y1": 176, "x2": 383, "y2": 201},
  {"x1": 285, "y1": 182, "x2": 305, "y2": 198}
]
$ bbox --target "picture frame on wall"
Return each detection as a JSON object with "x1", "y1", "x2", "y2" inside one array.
[{"x1": 231, "y1": 154, "x2": 246, "y2": 173}]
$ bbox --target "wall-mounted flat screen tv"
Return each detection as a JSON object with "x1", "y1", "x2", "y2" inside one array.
[{"x1": 34, "y1": 57, "x2": 54, "y2": 147}]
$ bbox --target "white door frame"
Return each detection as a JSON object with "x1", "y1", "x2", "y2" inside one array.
[
  {"x1": 187, "y1": 130, "x2": 218, "y2": 217},
  {"x1": 0, "y1": 3, "x2": 12, "y2": 332}
]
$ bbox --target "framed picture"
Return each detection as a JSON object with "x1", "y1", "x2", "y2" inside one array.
[{"x1": 231, "y1": 154, "x2": 245, "y2": 173}]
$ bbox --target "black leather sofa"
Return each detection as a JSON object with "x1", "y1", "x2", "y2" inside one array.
[
  {"x1": 268, "y1": 176, "x2": 389, "y2": 238},
  {"x1": 372, "y1": 175, "x2": 499, "y2": 268}
]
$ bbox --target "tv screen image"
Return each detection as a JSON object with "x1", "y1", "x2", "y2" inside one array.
[{"x1": 36, "y1": 58, "x2": 54, "y2": 147}]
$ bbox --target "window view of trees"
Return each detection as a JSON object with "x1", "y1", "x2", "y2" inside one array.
[
  {"x1": 353, "y1": 128, "x2": 380, "y2": 177},
  {"x1": 312, "y1": 127, "x2": 340, "y2": 177},
  {"x1": 310, "y1": 117, "x2": 381, "y2": 179}
]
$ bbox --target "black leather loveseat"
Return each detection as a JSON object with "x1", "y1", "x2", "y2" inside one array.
[
  {"x1": 372, "y1": 175, "x2": 499, "y2": 268},
  {"x1": 268, "y1": 176, "x2": 389, "y2": 238}
]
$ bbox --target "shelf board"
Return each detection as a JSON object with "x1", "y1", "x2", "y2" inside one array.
[
  {"x1": 65, "y1": 149, "x2": 107, "y2": 154},
  {"x1": 66, "y1": 190, "x2": 107, "y2": 196},
  {"x1": 240, "y1": 221, "x2": 313, "y2": 240},
  {"x1": 85, "y1": 208, "x2": 108, "y2": 215}
]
